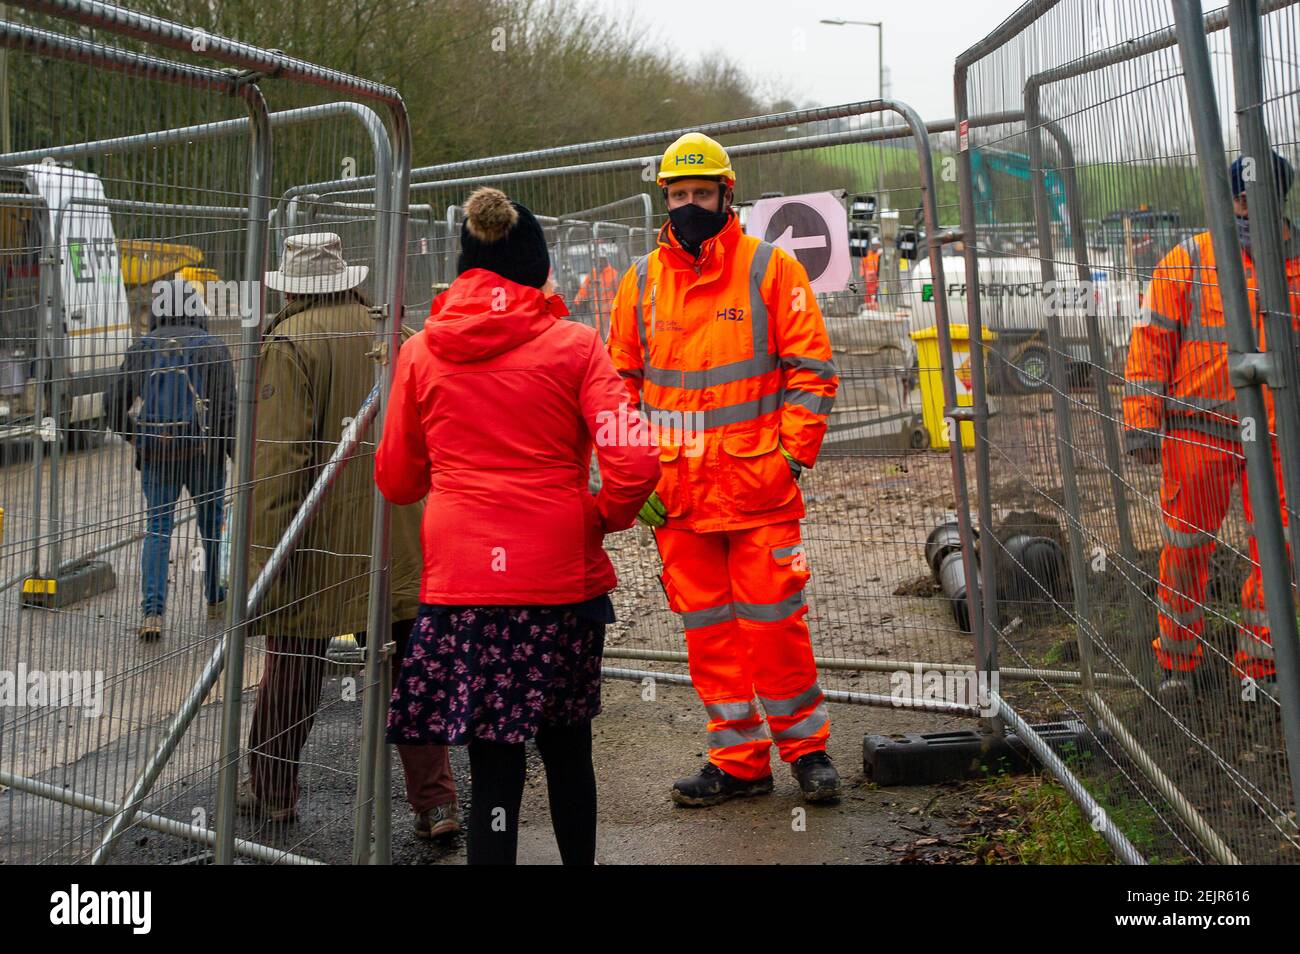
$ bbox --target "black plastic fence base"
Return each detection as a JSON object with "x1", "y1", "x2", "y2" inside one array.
[
  {"x1": 863, "y1": 720, "x2": 1096, "y2": 786},
  {"x1": 19, "y1": 559, "x2": 117, "y2": 609}
]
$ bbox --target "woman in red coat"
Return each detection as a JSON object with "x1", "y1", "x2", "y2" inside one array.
[{"x1": 375, "y1": 187, "x2": 660, "y2": 865}]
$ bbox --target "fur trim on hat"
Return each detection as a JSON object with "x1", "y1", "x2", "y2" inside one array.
[{"x1": 464, "y1": 187, "x2": 518, "y2": 243}]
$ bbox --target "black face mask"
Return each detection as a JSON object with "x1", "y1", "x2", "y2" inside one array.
[
  {"x1": 668, "y1": 201, "x2": 729, "y2": 256},
  {"x1": 1236, "y1": 214, "x2": 1252, "y2": 254}
]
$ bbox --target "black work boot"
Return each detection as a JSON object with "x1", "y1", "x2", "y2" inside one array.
[
  {"x1": 792, "y1": 751, "x2": 842, "y2": 802},
  {"x1": 1156, "y1": 674, "x2": 1196, "y2": 706},
  {"x1": 671, "y1": 762, "x2": 773, "y2": 807},
  {"x1": 1155, "y1": 665, "x2": 1220, "y2": 709}
]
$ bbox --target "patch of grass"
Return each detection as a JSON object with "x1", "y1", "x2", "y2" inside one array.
[
  {"x1": 963, "y1": 766, "x2": 1181, "y2": 864},
  {"x1": 965, "y1": 772, "x2": 1115, "y2": 864}
]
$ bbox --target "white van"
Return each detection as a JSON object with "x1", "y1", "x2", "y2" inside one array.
[
  {"x1": 0, "y1": 163, "x2": 131, "y2": 444},
  {"x1": 901, "y1": 249, "x2": 1140, "y2": 393}
]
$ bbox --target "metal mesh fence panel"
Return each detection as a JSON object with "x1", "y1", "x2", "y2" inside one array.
[
  {"x1": 957, "y1": 0, "x2": 1300, "y2": 863},
  {"x1": 0, "y1": 9, "x2": 412, "y2": 864}
]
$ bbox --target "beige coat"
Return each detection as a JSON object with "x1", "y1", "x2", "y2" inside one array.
[{"x1": 248, "y1": 292, "x2": 423, "y2": 638}]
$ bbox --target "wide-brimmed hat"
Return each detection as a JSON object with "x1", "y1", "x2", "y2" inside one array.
[{"x1": 265, "y1": 232, "x2": 368, "y2": 294}]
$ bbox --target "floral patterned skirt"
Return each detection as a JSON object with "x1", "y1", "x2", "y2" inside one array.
[{"x1": 386, "y1": 602, "x2": 607, "y2": 746}]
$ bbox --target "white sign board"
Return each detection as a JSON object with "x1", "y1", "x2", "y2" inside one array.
[{"x1": 745, "y1": 191, "x2": 851, "y2": 294}]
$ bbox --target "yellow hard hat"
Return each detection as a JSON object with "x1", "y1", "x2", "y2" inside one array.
[{"x1": 657, "y1": 132, "x2": 735, "y2": 187}]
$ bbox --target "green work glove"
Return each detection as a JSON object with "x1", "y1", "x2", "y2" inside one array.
[
  {"x1": 638, "y1": 491, "x2": 667, "y2": 528},
  {"x1": 779, "y1": 443, "x2": 803, "y2": 480}
]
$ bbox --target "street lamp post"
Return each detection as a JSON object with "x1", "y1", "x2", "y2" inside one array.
[
  {"x1": 820, "y1": 18, "x2": 884, "y2": 105},
  {"x1": 820, "y1": 17, "x2": 885, "y2": 203},
  {"x1": 822, "y1": 17, "x2": 886, "y2": 303}
]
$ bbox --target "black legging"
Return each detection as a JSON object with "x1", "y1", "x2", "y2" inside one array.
[{"x1": 466, "y1": 720, "x2": 596, "y2": 865}]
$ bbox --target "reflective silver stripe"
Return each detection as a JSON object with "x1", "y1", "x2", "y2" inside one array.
[
  {"x1": 784, "y1": 388, "x2": 835, "y2": 416},
  {"x1": 1161, "y1": 523, "x2": 1215, "y2": 549},
  {"x1": 680, "y1": 603, "x2": 735, "y2": 629},
  {"x1": 645, "y1": 352, "x2": 779, "y2": 389},
  {"x1": 770, "y1": 704, "x2": 830, "y2": 742},
  {"x1": 750, "y1": 241, "x2": 775, "y2": 349},
  {"x1": 1157, "y1": 633, "x2": 1201, "y2": 656},
  {"x1": 1241, "y1": 608, "x2": 1271, "y2": 630},
  {"x1": 1238, "y1": 631, "x2": 1275, "y2": 661},
  {"x1": 643, "y1": 389, "x2": 784, "y2": 430},
  {"x1": 772, "y1": 544, "x2": 805, "y2": 561},
  {"x1": 709, "y1": 722, "x2": 771, "y2": 749},
  {"x1": 632, "y1": 254, "x2": 650, "y2": 356},
  {"x1": 1170, "y1": 413, "x2": 1243, "y2": 445},
  {"x1": 782, "y1": 355, "x2": 838, "y2": 380},
  {"x1": 735, "y1": 589, "x2": 806, "y2": 623},
  {"x1": 759, "y1": 683, "x2": 823, "y2": 718},
  {"x1": 1182, "y1": 320, "x2": 1228, "y2": 343},
  {"x1": 1173, "y1": 395, "x2": 1233, "y2": 413},
  {"x1": 1140, "y1": 307, "x2": 1180, "y2": 332},
  {"x1": 619, "y1": 368, "x2": 644, "y2": 381},
  {"x1": 1159, "y1": 595, "x2": 1204, "y2": 629},
  {"x1": 705, "y1": 696, "x2": 760, "y2": 722},
  {"x1": 1186, "y1": 236, "x2": 1204, "y2": 333},
  {"x1": 1124, "y1": 379, "x2": 1167, "y2": 399}
]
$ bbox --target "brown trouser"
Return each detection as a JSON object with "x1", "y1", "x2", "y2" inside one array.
[{"x1": 247, "y1": 618, "x2": 455, "y2": 811}]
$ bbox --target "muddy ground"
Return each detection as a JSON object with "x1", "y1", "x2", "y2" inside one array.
[{"x1": 4, "y1": 675, "x2": 993, "y2": 865}]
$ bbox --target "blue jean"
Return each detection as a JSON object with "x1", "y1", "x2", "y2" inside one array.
[{"x1": 140, "y1": 451, "x2": 226, "y2": 616}]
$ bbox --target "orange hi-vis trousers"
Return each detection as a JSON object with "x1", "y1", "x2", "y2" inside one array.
[
  {"x1": 1156, "y1": 429, "x2": 1290, "y2": 680},
  {"x1": 656, "y1": 520, "x2": 830, "y2": 781}
]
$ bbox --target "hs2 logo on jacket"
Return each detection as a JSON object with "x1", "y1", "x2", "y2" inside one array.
[{"x1": 715, "y1": 307, "x2": 747, "y2": 322}]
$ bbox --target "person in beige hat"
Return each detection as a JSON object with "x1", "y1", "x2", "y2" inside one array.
[
  {"x1": 262, "y1": 231, "x2": 370, "y2": 297},
  {"x1": 239, "y1": 233, "x2": 460, "y2": 839}
]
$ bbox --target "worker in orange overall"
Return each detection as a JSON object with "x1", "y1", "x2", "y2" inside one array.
[
  {"x1": 608, "y1": 132, "x2": 842, "y2": 805},
  {"x1": 573, "y1": 254, "x2": 620, "y2": 338},
  {"x1": 1124, "y1": 151, "x2": 1299, "y2": 702},
  {"x1": 861, "y1": 235, "x2": 882, "y2": 308}
]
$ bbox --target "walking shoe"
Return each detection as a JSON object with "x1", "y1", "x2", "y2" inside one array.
[
  {"x1": 414, "y1": 800, "x2": 460, "y2": 840},
  {"x1": 137, "y1": 614, "x2": 163, "y2": 642},
  {"x1": 1155, "y1": 668, "x2": 1223, "y2": 709},
  {"x1": 671, "y1": 762, "x2": 773, "y2": 807},
  {"x1": 1156, "y1": 674, "x2": 1196, "y2": 705},
  {"x1": 207, "y1": 599, "x2": 226, "y2": 620},
  {"x1": 235, "y1": 778, "x2": 298, "y2": 824},
  {"x1": 792, "y1": 751, "x2": 842, "y2": 802}
]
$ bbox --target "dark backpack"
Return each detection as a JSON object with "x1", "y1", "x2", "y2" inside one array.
[{"x1": 133, "y1": 333, "x2": 212, "y2": 457}]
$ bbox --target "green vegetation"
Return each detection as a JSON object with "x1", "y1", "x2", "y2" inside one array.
[
  {"x1": 965, "y1": 767, "x2": 1178, "y2": 864},
  {"x1": 12, "y1": 0, "x2": 788, "y2": 167}
]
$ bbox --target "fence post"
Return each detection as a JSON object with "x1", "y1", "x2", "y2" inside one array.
[
  {"x1": 1174, "y1": 0, "x2": 1300, "y2": 812},
  {"x1": 951, "y1": 70, "x2": 1002, "y2": 724},
  {"x1": 212, "y1": 77, "x2": 273, "y2": 867},
  {"x1": 1038, "y1": 112, "x2": 1153, "y2": 684},
  {"x1": 353, "y1": 101, "x2": 411, "y2": 866},
  {"x1": 881, "y1": 98, "x2": 988, "y2": 684},
  {"x1": 1022, "y1": 109, "x2": 1101, "y2": 699},
  {"x1": 1226, "y1": 0, "x2": 1300, "y2": 809}
]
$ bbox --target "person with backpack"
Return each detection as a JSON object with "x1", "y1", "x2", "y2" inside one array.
[{"x1": 108, "y1": 277, "x2": 236, "y2": 641}]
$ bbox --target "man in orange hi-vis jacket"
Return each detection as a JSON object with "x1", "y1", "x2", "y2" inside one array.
[
  {"x1": 573, "y1": 254, "x2": 619, "y2": 338},
  {"x1": 1124, "y1": 151, "x2": 1299, "y2": 703},
  {"x1": 608, "y1": 132, "x2": 841, "y2": 806},
  {"x1": 861, "y1": 236, "x2": 882, "y2": 308}
]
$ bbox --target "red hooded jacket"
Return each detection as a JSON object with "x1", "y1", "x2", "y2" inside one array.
[{"x1": 375, "y1": 268, "x2": 660, "y2": 605}]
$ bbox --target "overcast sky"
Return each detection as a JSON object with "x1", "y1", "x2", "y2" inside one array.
[{"x1": 590, "y1": 0, "x2": 1028, "y2": 121}]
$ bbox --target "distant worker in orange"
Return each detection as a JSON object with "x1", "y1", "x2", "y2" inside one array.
[
  {"x1": 573, "y1": 254, "x2": 619, "y2": 338},
  {"x1": 1123, "y1": 151, "x2": 1299, "y2": 702},
  {"x1": 608, "y1": 132, "x2": 842, "y2": 806},
  {"x1": 861, "y1": 235, "x2": 882, "y2": 308}
]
